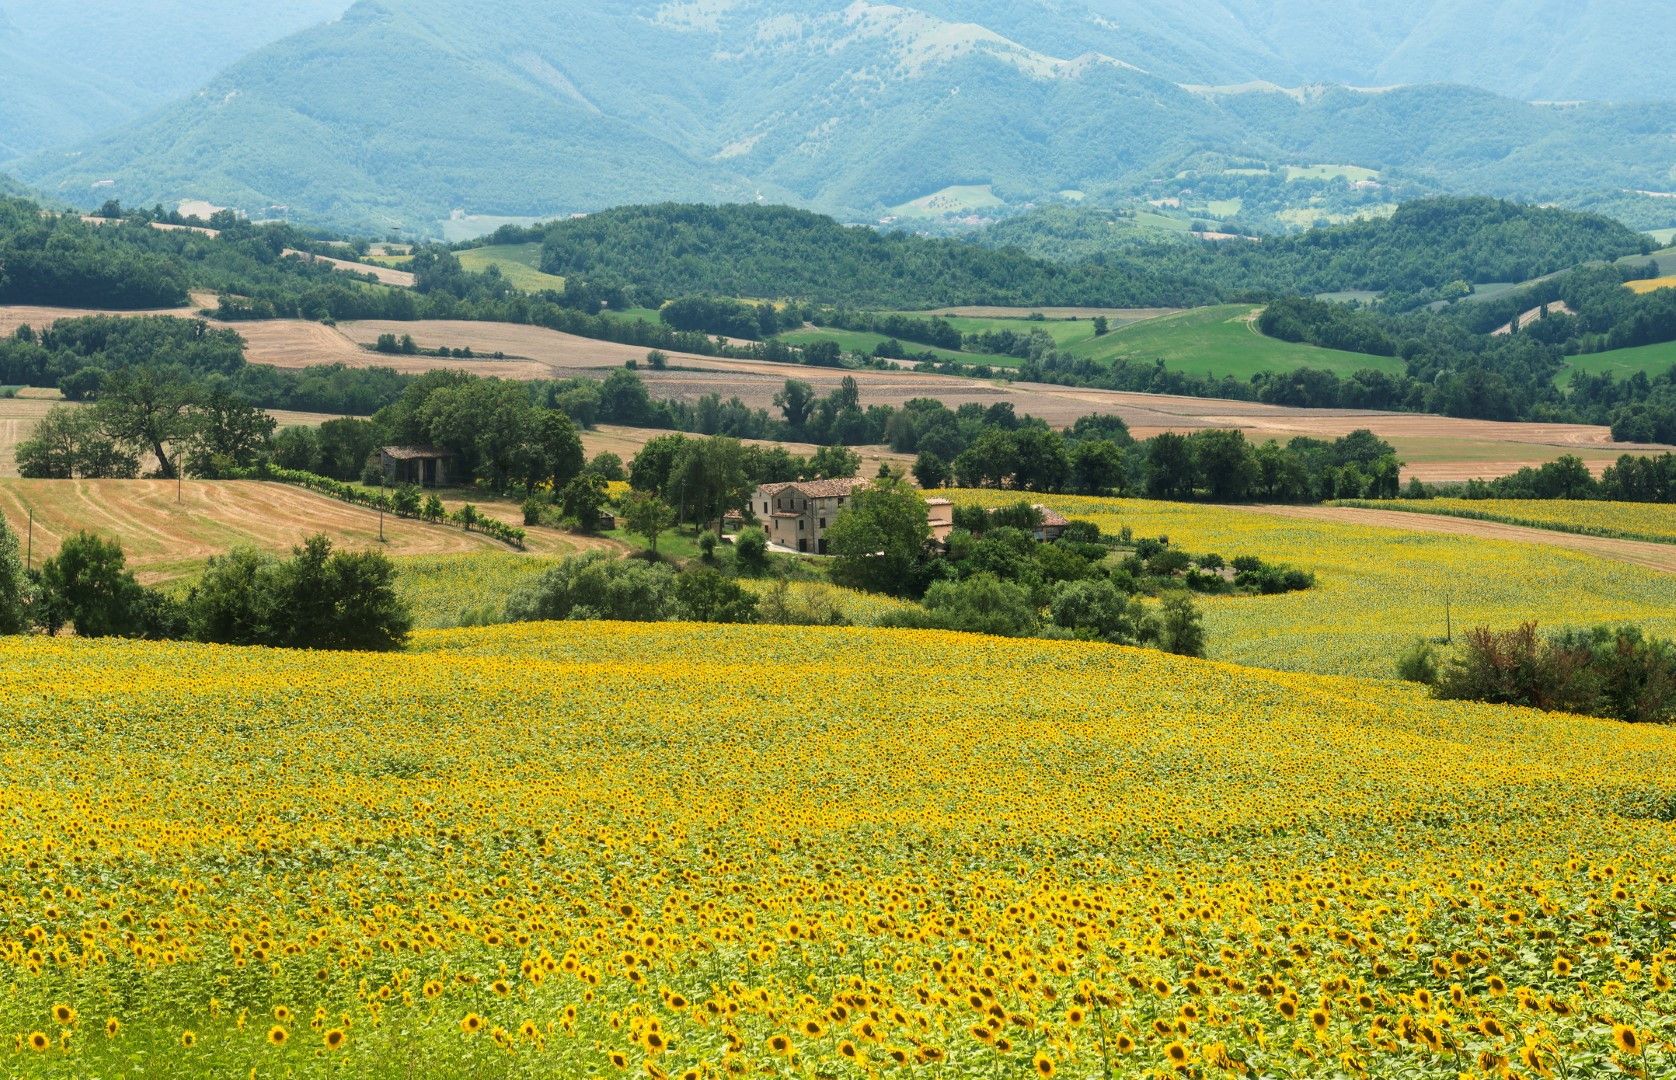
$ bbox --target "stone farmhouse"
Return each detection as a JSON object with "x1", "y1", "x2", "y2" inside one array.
[{"x1": 749, "y1": 479, "x2": 954, "y2": 554}]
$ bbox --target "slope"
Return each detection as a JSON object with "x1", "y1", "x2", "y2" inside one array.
[{"x1": 19, "y1": 0, "x2": 1676, "y2": 235}]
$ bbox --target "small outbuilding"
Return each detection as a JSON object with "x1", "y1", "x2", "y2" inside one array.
[{"x1": 380, "y1": 446, "x2": 452, "y2": 488}]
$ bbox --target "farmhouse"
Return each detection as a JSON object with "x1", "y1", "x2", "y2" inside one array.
[
  {"x1": 749, "y1": 480, "x2": 955, "y2": 554},
  {"x1": 379, "y1": 446, "x2": 452, "y2": 488}
]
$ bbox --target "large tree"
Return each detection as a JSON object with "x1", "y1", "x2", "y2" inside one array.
[
  {"x1": 826, "y1": 474, "x2": 931, "y2": 598},
  {"x1": 0, "y1": 512, "x2": 31, "y2": 634},
  {"x1": 92, "y1": 367, "x2": 197, "y2": 478}
]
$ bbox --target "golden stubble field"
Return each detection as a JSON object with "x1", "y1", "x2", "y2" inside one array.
[{"x1": 4, "y1": 302, "x2": 1672, "y2": 481}]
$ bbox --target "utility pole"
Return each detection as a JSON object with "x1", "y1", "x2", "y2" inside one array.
[
  {"x1": 176, "y1": 452, "x2": 183, "y2": 505},
  {"x1": 379, "y1": 509, "x2": 386, "y2": 543},
  {"x1": 1444, "y1": 592, "x2": 1452, "y2": 645},
  {"x1": 25, "y1": 510, "x2": 32, "y2": 572}
]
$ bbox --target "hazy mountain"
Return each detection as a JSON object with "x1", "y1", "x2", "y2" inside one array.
[
  {"x1": 0, "y1": 0, "x2": 351, "y2": 158},
  {"x1": 15, "y1": 0, "x2": 1676, "y2": 234}
]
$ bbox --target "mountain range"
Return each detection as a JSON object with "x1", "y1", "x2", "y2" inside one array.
[{"x1": 7, "y1": 1, "x2": 1676, "y2": 235}]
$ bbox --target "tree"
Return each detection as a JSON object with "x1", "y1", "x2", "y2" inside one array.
[
  {"x1": 93, "y1": 367, "x2": 197, "y2": 477},
  {"x1": 628, "y1": 433, "x2": 688, "y2": 495},
  {"x1": 504, "y1": 551, "x2": 676, "y2": 622},
  {"x1": 1093, "y1": 316, "x2": 1109, "y2": 336},
  {"x1": 1190, "y1": 429, "x2": 1260, "y2": 502},
  {"x1": 734, "y1": 526, "x2": 769, "y2": 573},
  {"x1": 1049, "y1": 579, "x2": 1150, "y2": 644},
  {"x1": 1155, "y1": 592, "x2": 1206, "y2": 657},
  {"x1": 621, "y1": 491, "x2": 676, "y2": 556},
  {"x1": 185, "y1": 537, "x2": 411, "y2": 651},
  {"x1": 807, "y1": 444, "x2": 860, "y2": 479},
  {"x1": 826, "y1": 474, "x2": 931, "y2": 597},
  {"x1": 774, "y1": 379, "x2": 815, "y2": 436},
  {"x1": 524, "y1": 409, "x2": 585, "y2": 492},
  {"x1": 1070, "y1": 439, "x2": 1125, "y2": 495},
  {"x1": 185, "y1": 383, "x2": 275, "y2": 477},
  {"x1": 15, "y1": 405, "x2": 138, "y2": 479},
  {"x1": 668, "y1": 436, "x2": 751, "y2": 533},
  {"x1": 913, "y1": 451, "x2": 949, "y2": 490},
  {"x1": 560, "y1": 472, "x2": 610, "y2": 532},
  {"x1": 37, "y1": 532, "x2": 148, "y2": 638},
  {"x1": 1145, "y1": 432, "x2": 1194, "y2": 500},
  {"x1": 672, "y1": 569, "x2": 759, "y2": 623},
  {"x1": 0, "y1": 511, "x2": 31, "y2": 634},
  {"x1": 920, "y1": 574, "x2": 1039, "y2": 637}
]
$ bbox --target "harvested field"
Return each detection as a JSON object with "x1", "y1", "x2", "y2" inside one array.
[
  {"x1": 581, "y1": 424, "x2": 914, "y2": 479},
  {"x1": 1254, "y1": 504, "x2": 1676, "y2": 575},
  {"x1": 0, "y1": 479, "x2": 516, "y2": 582},
  {"x1": 281, "y1": 249, "x2": 417, "y2": 288},
  {"x1": 0, "y1": 399, "x2": 347, "y2": 478}
]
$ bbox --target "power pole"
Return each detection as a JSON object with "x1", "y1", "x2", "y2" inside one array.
[
  {"x1": 25, "y1": 510, "x2": 32, "y2": 572},
  {"x1": 176, "y1": 452, "x2": 183, "y2": 505},
  {"x1": 379, "y1": 509, "x2": 386, "y2": 543},
  {"x1": 1444, "y1": 592, "x2": 1452, "y2": 645}
]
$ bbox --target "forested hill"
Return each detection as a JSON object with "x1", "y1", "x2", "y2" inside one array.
[{"x1": 530, "y1": 198, "x2": 1649, "y2": 309}]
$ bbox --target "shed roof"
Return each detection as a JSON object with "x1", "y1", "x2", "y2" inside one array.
[
  {"x1": 381, "y1": 446, "x2": 451, "y2": 461},
  {"x1": 758, "y1": 478, "x2": 869, "y2": 499}
]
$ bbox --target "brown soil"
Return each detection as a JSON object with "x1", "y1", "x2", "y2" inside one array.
[
  {"x1": 1256, "y1": 505, "x2": 1676, "y2": 575},
  {"x1": 281, "y1": 250, "x2": 417, "y2": 288}
]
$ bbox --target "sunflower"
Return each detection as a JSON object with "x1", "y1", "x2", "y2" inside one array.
[
  {"x1": 52, "y1": 1004, "x2": 75, "y2": 1026},
  {"x1": 1613, "y1": 1024, "x2": 1642, "y2": 1055},
  {"x1": 268, "y1": 1025, "x2": 288, "y2": 1045},
  {"x1": 423, "y1": 979, "x2": 443, "y2": 999},
  {"x1": 608, "y1": 1050, "x2": 629, "y2": 1069},
  {"x1": 104, "y1": 1018, "x2": 120, "y2": 1039},
  {"x1": 179, "y1": 1031, "x2": 196, "y2": 1048},
  {"x1": 28, "y1": 1031, "x2": 49, "y2": 1052},
  {"x1": 461, "y1": 1013, "x2": 483, "y2": 1034},
  {"x1": 1115, "y1": 1033, "x2": 1136, "y2": 1053},
  {"x1": 1165, "y1": 1042, "x2": 1189, "y2": 1064},
  {"x1": 1033, "y1": 1051, "x2": 1055, "y2": 1076},
  {"x1": 323, "y1": 1028, "x2": 346, "y2": 1050},
  {"x1": 767, "y1": 1033, "x2": 793, "y2": 1056}
]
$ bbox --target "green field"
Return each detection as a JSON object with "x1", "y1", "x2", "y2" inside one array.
[
  {"x1": 1648, "y1": 228, "x2": 1676, "y2": 246},
  {"x1": 455, "y1": 242, "x2": 566, "y2": 291},
  {"x1": 1063, "y1": 304, "x2": 1407, "y2": 379},
  {"x1": 886, "y1": 184, "x2": 1004, "y2": 219},
  {"x1": 778, "y1": 328, "x2": 1021, "y2": 367},
  {"x1": 879, "y1": 312, "x2": 1113, "y2": 349},
  {"x1": 1284, "y1": 163, "x2": 1381, "y2": 183},
  {"x1": 1560, "y1": 339, "x2": 1676, "y2": 382},
  {"x1": 599, "y1": 306, "x2": 664, "y2": 326}
]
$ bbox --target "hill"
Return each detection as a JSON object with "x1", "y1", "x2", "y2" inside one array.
[
  {"x1": 531, "y1": 198, "x2": 1647, "y2": 308},
  {"x1": 0, "y1": 0, "x2": 349, "y2": 160},
  {"x1": 3, "y1": 618, "x2": 1675, "y2": 1075},
  {"x1": 17, "y1": 0, "x2": 1676, "y2": 235},
  {"x1": 1064, "y1": 305, "x2": 1407, "y2": 379}
]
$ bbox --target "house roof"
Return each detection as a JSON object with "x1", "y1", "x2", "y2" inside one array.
[
  {"x1": 758, "y1": 478, "x2": 870, "y2": 499},
  {"x1": 1036, "y1": 506, "x2": 1070, "y2": 528},
  {"x1": 381, "y1": 446, "x2": 451, "y2": 461}
]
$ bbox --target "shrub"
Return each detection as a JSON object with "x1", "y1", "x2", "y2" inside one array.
[
  {"x1": 1155, "y1": 592, "x2": 1206, "y2": 658},
  {"x1": 1048, "y1": 578, "x2": 1151, "y2": 645},
  {"x1": 1433, "y1": 624, "x2": 1598, "y2": 715},
  {"x1": 672, "y1": 569, "x2": 758, "y2": 624},
  {"x1": 0, "y1": 513, "x2": 30, "y2": 635},
  {"x1": 913, "y1": 574, "x2": 1039, "y2": 638},
  {"x1": 734, "y1": 527, "x2": 769, "y2": 573},
  {"x1": 505, "y1": 552, "x2": 675, "y2": 623},
  {"x1": 36, "y1": 532, "x2": 161, "y2": 639},
  {"x1": 1395, "y1": 639, "x2": 1441, "y2": 685}
]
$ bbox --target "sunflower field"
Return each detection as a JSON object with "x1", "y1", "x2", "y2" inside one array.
[
  {"x1": 936, "y1": 492, "x2": 1676, "y2": 677},
  {"x1": 1332, "y1": 499, "x2": 1676, "y2": 546},
  {"x1": 1, "y1": 622, "x2": 1674, "y2": 1078}
]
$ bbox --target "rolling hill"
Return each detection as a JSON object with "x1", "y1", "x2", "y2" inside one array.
[
  {"x1": 0, "y1": 0, "x2": 350, "y2": 161},
  {"x1": 17, "y1": 0, "x2": 1676, "y2": 235}
]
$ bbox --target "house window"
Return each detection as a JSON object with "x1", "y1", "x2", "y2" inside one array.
[
  {"x1": 819, "y1": 518, "x2": 826, "y2": 528},
  {"x1": 763, "y1": 502, "x2": 768, "y2": 514},
  {"x1": 798, "y1": 520, "x2": 804, "y2": 531}
]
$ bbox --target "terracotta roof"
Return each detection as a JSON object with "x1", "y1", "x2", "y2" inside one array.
[
  {"x1": 757, "y1": 478, "x2": 869, "y2": 499},
  {"x1": 1035, "y1": 506, "x2": 1070, "y2": 528},
  {"x1": 381, "y1": 446, "x2": 451, "y2": 461}
]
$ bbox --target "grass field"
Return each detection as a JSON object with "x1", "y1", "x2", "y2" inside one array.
[
  {"x1": 1332, "y1": 498, "x2": 1676, "y2": 546},
  {"x1": 777, "y1": 327, "x2": 1022, "y2": 368},
  {"x1": 943, "y1": 491, "x2": 1676, "y2": 677},
  {"x1": 879, "y1": 311, "x2": 1111, "y2": 349},
  {"x1": 1283, "y1": 163, "x2": 1381, "y2": 182},
  {"x1": 1062, "y1": 304, "x2": 1407, "y2": 379},
  {"x1": 456, "y1": 242, "x2": 567, "y2": 292},
  {"x1": 1560, "y1": 340, "x2": 1676, "y2": 382},
  {"x1": 2, "y1": 622, "x2": 1674, "y2": 1076},
  {"x1": 886, "y1": 183, "x2": 1004, "y2": 219}
]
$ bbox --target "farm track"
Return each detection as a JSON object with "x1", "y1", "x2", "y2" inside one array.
[{"x1": 1255, "y1": 504, "x2": 1676, "y2": 575}]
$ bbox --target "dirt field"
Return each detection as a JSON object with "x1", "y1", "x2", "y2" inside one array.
[
  {"x1": 581, "y1": 424, "x2": 915, "y2": 478},
  {"x1": 6, "y1": 303, "x2": 1672, "y2": 482},
  {"x1": 282, "y1": 250, "x2": 417, "y2": 288},
  {"x1": 0, "y1": 479, "x2": 520, "y2": 582},
  {"x1": 1256, "y1": 505, "x2": 1676, "y2": 575}
]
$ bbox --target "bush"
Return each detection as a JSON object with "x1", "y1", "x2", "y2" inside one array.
[
  {"x1": 672, "y1": 568, "x2": 758, "y2": 623},
  {"x1": 734, "y1": 527, "x2": 769, "y2": 573},
  {"x1": 505, "y1": 552, "x2": 675, "y2": 623},
  {"x1": 1048, "y1": 578, "x2": 1151, "y2": 645},
  {"x1": 1433, "y1": 623, "x2": 1598, "y2": 715},
  {"x1": 1155, "y1": 592, "x2": 1206, "y2": 658},
  {"x1": 915, "y1": 574, "x2": 1039, "y2": 637},
  {"x1": 186, "y1": 536, "x2": 412, "y2": 651},
  {"x1": 36, "y1": 532, "x2": 161, "y2": 639},
  {"x1": 1395, "y1": 639, "x2": 1441, "y2": 685}
]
